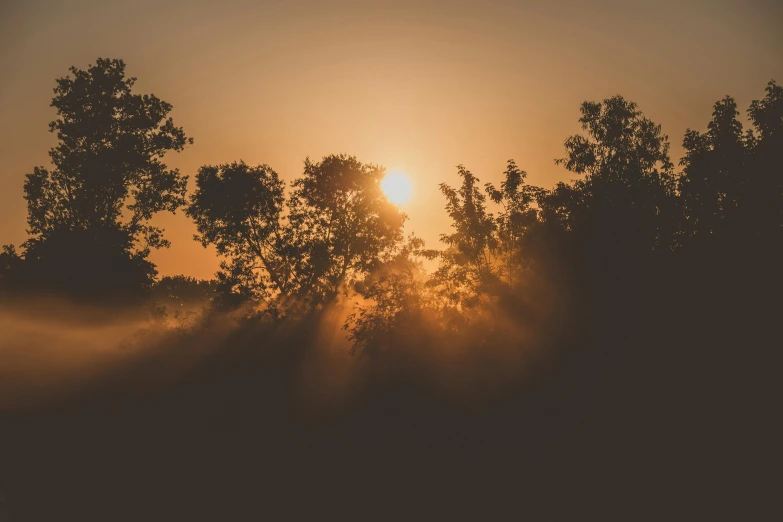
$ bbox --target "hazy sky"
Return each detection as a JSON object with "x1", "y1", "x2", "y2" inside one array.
[{"x1": 1, "y1": 0, "x2": 781, "y2": 279}]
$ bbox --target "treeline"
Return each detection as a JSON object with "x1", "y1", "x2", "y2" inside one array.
[{"x1": 1, "y1": 58, "x2": 781, "y2": 356}]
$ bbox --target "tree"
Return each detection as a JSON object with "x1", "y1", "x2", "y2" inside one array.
[
  {"x1": 0, "y1": 245, "x2": 22, "y2": 294},
  {"x1": 13, "y1": 58, "x2": 192, "y2": 299},
  {"x1": 151, "y1": 275, "x2": 217, "y2": 305},
  {"x1": 286, "y1": 155, "x2": 407, "y2": 305},
  {"x1": 746, "y1": 80, "x2": 783, "y2": 239},
  {"x1": 187, "y1": 162, "x2": 289, "y2": 306},
  {"x1": 187, "y1": 155, "x2": 407, "y2": 311},
  {"x1": 17, "y1": 225, "x2": 158, "y2": 301},
  {"x1": 485, "y1": 160, "x2": 543, "y2": 282},
  {"x1": 679, "y1": 82, "x2": 783, "y2": 243},
  {"x1": 542, "y1": 95, "x2": 679, "y2": 255},
  {"x1": 149, "y1": 275, "x2": 218, "y2": 324},
  {"x1": 344, "y1": 236, "x2": 430, "y2": 357},
  {"x1": 429, "y1": 166, "x2": 498, "y2": 315},
  {"x1": 679, "y1": 96, "x2": 749, "y2": 240}
]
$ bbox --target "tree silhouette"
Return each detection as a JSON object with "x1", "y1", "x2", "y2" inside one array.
[
  {"x1": 429, "y1": 165, "x2": 499, "y2": 315},
  {"x1": 344, "y1": 236, "x2": 429, "y2": 357},
  {"x1": 679, "y1": 96, "x2": 749, "y2": 240},
  {"x1": 679, "y1": 81, "x2": 783, "y2": 244},
  {"x1": 187, "y1": 155, "x2": 407, "y2": 311},
  {"x1": 26, "y1": 58, "x2": 191, "y2": 247},
  {"x1": 287, "y1": 155, "x2": 407, "y2": 305},
  {"x1": 0, "y1": 60, "x2": 778, "y2": 374},
  {"x1": 746, "y1": 81, "x2": 783, "y2": 239},
  {"x1": 151, "y1": 275, "x2": 217, "y2": 304},
  {"x1": 7, "y1": 58, "x2": 192, "y2": 300},
  {"x1": 541, "y1": 95, "x2": 679, "y2": 256},
  {"x1": 187, "y1": 162, "x2": 288, "y2": 306},
  {"x1": 18, "y1": 225, "x2": 158, "y2": 301},
  {"x1": 149, "y1": 275, "x2": 217, "y2": 323},
  {"x1": 485, "y1": 160, "x2": 544, "y2": 284},
  {"x1": 0, "y1": 245, "x2": 22, "y2": 292}
]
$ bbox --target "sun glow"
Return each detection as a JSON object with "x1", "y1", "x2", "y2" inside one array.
[{"x1": 381, "y1": 171, "x2": 413, "y2": 205}]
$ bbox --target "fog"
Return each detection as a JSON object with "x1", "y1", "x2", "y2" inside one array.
[{"x1": 0, "y1": 293, "x2": 545, "y2": 414}]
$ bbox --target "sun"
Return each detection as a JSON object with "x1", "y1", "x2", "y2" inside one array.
[{"x1": 381, "y1": 171, "x2": 413, "y2": 205}]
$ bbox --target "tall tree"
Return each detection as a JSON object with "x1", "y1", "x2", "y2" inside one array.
[
  {"x1": 187, "y1": 162, "x2": 290, "y2": 306},
  {"x1": 187, "y1": 155, "x2": 406, "y2": 311},
  {"x1": 344, "y1": 236, "x2": 430, "y2": 357},
  {"x1": 287, "y1": 155, "x2": 407, "y2": 305},
  {"x1": 746, "y1": 80, "x2": 783, "y2": 239},
  {"x1": 679, "y1": 96, "x2": 749, "y2": 240},
  {"x1": 429, "y1": 166, "x2": 498, "y2": 312},
  {"x1": 25, "y1": 58, "x2": 191, "y2": 247},
  {"x1": 15, "y1": 58, "x2": 192, "y2": 299},
  {"x1": 485, "y1": 160, "x2": 543, "y2": 281},
  {"x1": 542, "y1": 95, "x2": 679, "y2": 254}
]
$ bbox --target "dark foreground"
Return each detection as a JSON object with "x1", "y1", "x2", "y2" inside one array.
[{"x1": 0, "y1": 255, "x2": 779, "y2": 521}]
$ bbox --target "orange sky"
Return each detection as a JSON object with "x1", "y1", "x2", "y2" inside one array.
[{"x1": 1, "y1": 0, "x2": 781, "y2": 279}]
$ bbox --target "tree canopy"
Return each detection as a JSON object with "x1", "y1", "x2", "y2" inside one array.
[
  {"x1": 187, "y1": 155, "x2": 407, "y2": 312},
  {"x1": 680, "y1": 81, "x2": 783, "y2": 242},
  {"x1": 8, "y1": 58, "x2": 192, "y2": 300},
  {"x1": 25, "y1": 58, "x2": 191, "y2": 247},
  {"x1": 542, "y1": 95, "x2": 679, "y2": 255},
  {"x1": 1, "y1": 57, "x2": 780, "y2": 362}
]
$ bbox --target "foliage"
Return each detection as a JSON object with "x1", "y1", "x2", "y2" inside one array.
[
  {"x1": 679, "y1": 81, "x2": 783, "y2": 242},
  {"x1": 287, "y1": 155, "x2": 407, "y2": 304},
  {"x1": 679, "y1": 96, "x2": 750, "y2": 239},
  {"x1": 187, "y1": 162, "x2": 288, "y2": 304},
  {"x1": 187, "y1": 155, "x2": 407, "y2": 312},
  {"x1": 7, "y1": 58, "x2": 191, "y2": 300},
  {"x1": 746, "y1": 81, "x2": 783, "y2": 238},
  {"x1": 0, "y1": 245, "x2": 22, "y2": 291},
  {"x1": 428, "y1": 166, "x2": 498, "y2": 314},
  {"x1": 485, "y1": 160, "x2": 544, "y2": 282},
  {"x1": 8, "y1": 225, "x2": 157, "y2": 301},
  {"x1": 25, "y1": 58, "x2": 191, "y2": 248},
  {"x1": 2, "y1": 62, "x2": 781, "y2": 360},
  {"x1": 149, "y1": 275, "x2": 218, "y2": 325},
  {"x1": 344, "y1": 235, "x2": 431, "y2": 357},
  {"x1": 542, "y1": 95, "x2": 680, "y2": 254},
  {"x1": 150, "y1": 275, "x2": 217, "y2": 305},
  {"x1": 344, "y1": 270, "x2": 425, "y2": 358}
]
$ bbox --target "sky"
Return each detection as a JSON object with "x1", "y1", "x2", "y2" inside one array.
[{"x1": 1, "y1": 0, "x2": 781, "y2": 279}]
